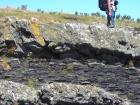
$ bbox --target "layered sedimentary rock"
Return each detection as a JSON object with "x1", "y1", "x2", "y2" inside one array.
[
  {"x1": 0, "y1": 18, "x2": 140, "y2": 66},
  {"x1": 0, "y1": 80, "x2": 130, "y2": 105},
  {"x1": 0, "y1": 17, "x2": 140, "y2": 105},
  {"x1": 1, "y1": 58, "x2": 140, "y2": 104}
]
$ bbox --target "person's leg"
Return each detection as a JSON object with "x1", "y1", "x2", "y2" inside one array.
[
  {"x1": 111, "y1": 10, "x2": 115, "y2": 27},
  {"x1": 106, "y1": 10, "x2": 111, "y2": 27},
  {"x1": 107, "y1": 15, "x2": 111, "y2": 27}
]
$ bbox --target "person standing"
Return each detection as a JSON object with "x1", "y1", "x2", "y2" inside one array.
[{"x1": 106, "y1": 0, "x2": 118, "y2": 28}]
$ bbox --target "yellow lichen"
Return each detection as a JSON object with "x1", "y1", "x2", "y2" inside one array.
[
  {"x1": 31, "y1": 23, "x2": 45, "y2": 46},
  {"x1": 3, "y1": 33, "x2": 13, "y2": 40},
  {"x1": 0, "y1": 58, "x2": 11, "y2": 71},
  {"x1": 66, "y1": 63, "x2": 74, "y2": 73},
  {"x1": 7, "y1": 46, "x2": 16, "y2": 54}
]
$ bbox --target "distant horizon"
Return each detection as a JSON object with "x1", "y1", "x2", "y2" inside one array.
[
  {"x1": 0, "y1": 0, "x2": 140, "y2": 20},
  {"x1": 0, "y1": 6, "x2": 104, "y2": 14}
]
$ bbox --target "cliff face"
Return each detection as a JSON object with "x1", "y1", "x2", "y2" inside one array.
[
  {"x1": 0, "y1": 17, "x2": 140, "y2": 66},
  {"x1": 1, "y1": 17, "x2": 140, "y2": 55},
  {"x1": 0, "y1": 17, "x2": 140, "y2": 105},
  {"x1": 46, "y1": 23, "x2": 140, "y2": 57}
]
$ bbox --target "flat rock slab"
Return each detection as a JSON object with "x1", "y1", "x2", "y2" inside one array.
[
  {"x1": 0, "y1": 80, "x2": 38, "y2": 105},
  {"x1": 0, "y1": 80, "x2": 130, "y2": 105},
  {"x1": 1, "y1": 58, "x2": 140, "y2": 104},
  {"x1": 40, "y1": 82, "x2": 130, "y2": 105}
]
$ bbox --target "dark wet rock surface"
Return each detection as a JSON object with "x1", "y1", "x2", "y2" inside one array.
[{"x1": 0, "y1": 58, "x2": 140, "y2": 105}]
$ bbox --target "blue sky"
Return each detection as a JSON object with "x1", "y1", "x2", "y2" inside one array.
[{"x1": 0, "y1": 0, "x2": 139, "y2": 19}]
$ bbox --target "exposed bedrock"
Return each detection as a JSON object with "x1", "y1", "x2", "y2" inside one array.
[
  {"x1": 0, "y1": 80, "x2": 130, "y2": 105},
  {"x1": 0, "y1": 18, "x2": 140, "y2": 67}
]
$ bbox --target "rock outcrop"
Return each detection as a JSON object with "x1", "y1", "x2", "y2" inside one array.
[
  {"x1": 1, "y1": 18, "x2": 140, "y2": 67},
  {"x1": 0, "y1": 80, "x2": 130, "y2": 105},
  {"x1": 1, "y1": 58, "x2": 140, "y2": 104},
  {"x1": 0, "y1": 17, "x2": 139, "y2": 105},
  {"x1": 46, "y1": 23, "x2": 140, "y2": 57},
  {"x1": 0, "y1": 17, "x2": 47, "y2": 57}
]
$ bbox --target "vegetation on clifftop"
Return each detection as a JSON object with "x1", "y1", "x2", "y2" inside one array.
[{"x1": 0, "y1": 8, "x2": 140, "y2": 28}]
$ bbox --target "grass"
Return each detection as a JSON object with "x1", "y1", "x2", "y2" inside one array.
[
  {"x1": 26, "y1": 78, "x2": 37, "y2": 88},
  {"x1": 66, "y1": 63, "x2": 74, "y2": 73},
  {"x1": 1, "y1": 8, "x2": 139, "y2": 27},
  {"x1": 0, "y1": 57, "x2": 11, "y2": 70},
  {"x1": 116, "y1": 19, "x2": 140, "y2": 28},
  {"x1": 77, "y1": 75, "x2": 88, "y2": 81},
  {"x1": 3, "y1": 75, "x2": 11, "y2": 80}
]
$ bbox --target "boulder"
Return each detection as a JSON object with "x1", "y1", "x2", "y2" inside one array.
[
  {"x1": 0, "y1": 17, "x2": 48, "y2": 57},
  {"x1": 0, "y1": 80, "x2": 38, "y2": 105}
]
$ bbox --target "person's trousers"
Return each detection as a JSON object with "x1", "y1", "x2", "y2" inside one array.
[{"x1": 106, "y1": 10, "x2": 116, "y2": 27}]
